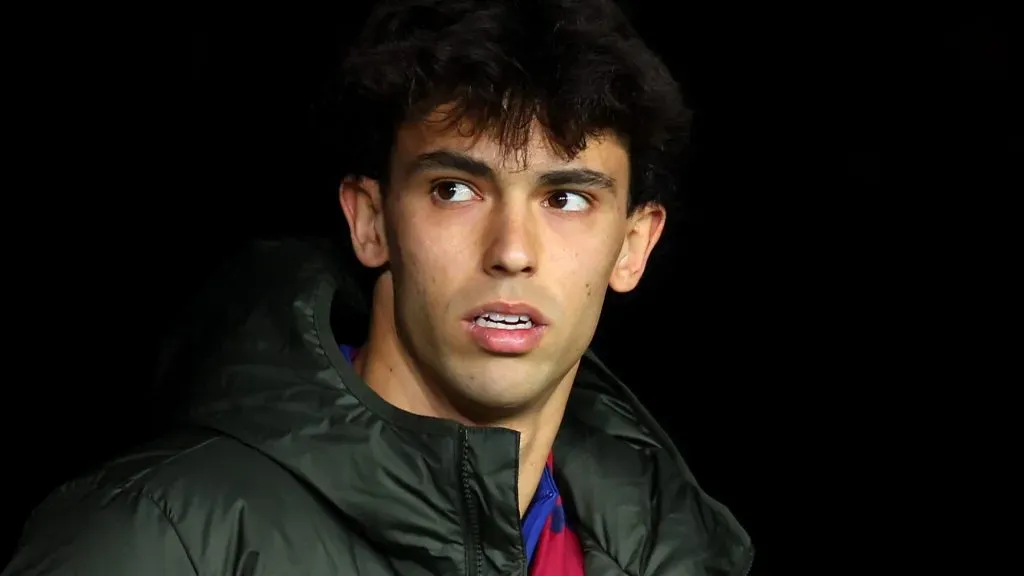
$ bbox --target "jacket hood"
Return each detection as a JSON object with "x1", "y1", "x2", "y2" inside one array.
[{"x1": 168, "y1": 238, "x2": 753, "y2": 575}]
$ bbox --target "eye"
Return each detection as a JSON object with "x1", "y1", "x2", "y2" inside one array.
[
  {"x1": 544, "y1": 190, "x2": 591, "y2": 212},
  {"x1": 431, "y1": 181, "x2": 476, "y2": 203}
]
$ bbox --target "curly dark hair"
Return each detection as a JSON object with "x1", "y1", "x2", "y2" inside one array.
[{"x1": 333, "y1": 0, "x2": 690, "y2": 213}]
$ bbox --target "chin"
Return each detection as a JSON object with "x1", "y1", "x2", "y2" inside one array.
[{"x1": 446, "y1": 364, "x2": 553, "y2": 412}]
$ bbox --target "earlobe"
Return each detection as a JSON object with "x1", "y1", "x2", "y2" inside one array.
[
  {"x1": 339, "y1": 176, "x2": 389, "y2": 268},
  {"x1": 608, "y1": 203, "x2": 667, "y2": 293}
]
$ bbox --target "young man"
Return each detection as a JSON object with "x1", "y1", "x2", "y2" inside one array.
[{"x1": 5, "y1": 0, "x2": 752, "y2": 574}]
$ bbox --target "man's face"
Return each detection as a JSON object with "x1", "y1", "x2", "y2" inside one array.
[{"x1": 347, "y1": 112, "x2": 664, "y2": 417}]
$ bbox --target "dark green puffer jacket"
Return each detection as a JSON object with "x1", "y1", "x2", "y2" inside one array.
[{"x1": 4, "y1": 239, "x2": 752, "y2": 575}]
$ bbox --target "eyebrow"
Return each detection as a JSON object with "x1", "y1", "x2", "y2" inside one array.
[{"x1": 407, "y1": 149, "x2": 617, "y2": 190}]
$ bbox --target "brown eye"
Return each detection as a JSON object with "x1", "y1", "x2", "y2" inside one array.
[
  {"x1": 432, "y1": 181, "x2": 475, "y2": 202},
  {"x1": 545, "y1": 191, "x2": 590, "y2": 212}
]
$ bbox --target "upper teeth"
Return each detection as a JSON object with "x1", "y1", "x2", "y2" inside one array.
[
  {"x1": 480, "y1": 312, "x2": 530, "y2": 323},
  {"x1": 475, "y1": 312, "x2": 534, "y2": 329}
]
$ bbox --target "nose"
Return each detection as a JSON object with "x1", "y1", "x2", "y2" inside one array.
[{"x1": 483, "y1": 202, "x2": 537, "y2": 277}]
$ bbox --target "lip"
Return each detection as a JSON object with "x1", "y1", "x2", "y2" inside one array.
[
  {"x1": 463, "y1": 301, "x2": 549, "y2": 325},
  {"x1": 462, "y1": 301, "x2": 550, "y2": 355}
]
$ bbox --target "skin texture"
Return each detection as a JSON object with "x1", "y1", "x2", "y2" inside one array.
[{"x1": 340, "y1": 110, "x2": 666, "y2": 515}]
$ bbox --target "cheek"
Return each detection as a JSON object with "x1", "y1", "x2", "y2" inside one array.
[
  {"x1": 550, "y1": 224, "x2": 621, "y2": 285},
  {"x1": 550, "y1": 242, "x2": 619, "y2": 322},
  {"x1": 393, "y1": 207, "x2": 453, "y2": 270},
  {"x1": 393, "y1": 216, "x2": 477, "y2": 312},
  {"x1": 398, "y1": 201, "x2": 480, "y2": 262},
  {"x1": 402, "y1": 234, "x2": 474, "y2": 287}
]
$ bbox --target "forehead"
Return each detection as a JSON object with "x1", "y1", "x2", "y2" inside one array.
[{"x1": 391, "y1": 110, "x2": 629, "y2": 178}]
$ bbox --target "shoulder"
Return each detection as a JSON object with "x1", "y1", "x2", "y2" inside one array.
[
  {"x1": 4, "y1": 429, "x2": 221, "y2": 575},
  {"x1": 6, "y1": 428, "x2": 334, "y2": 575}
]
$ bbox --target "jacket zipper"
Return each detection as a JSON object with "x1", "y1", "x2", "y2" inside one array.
[{"x1": 461, "y1": 431, "x2": 483, "y2": 576}]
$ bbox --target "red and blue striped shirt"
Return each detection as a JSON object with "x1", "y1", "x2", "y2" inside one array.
[{"x1": 521, "y1": 452, "x2": 585, "y2": 575}]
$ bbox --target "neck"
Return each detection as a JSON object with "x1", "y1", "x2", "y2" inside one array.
[{"x1": 354, "y1": 273, "x2": 576, "y2": 516}]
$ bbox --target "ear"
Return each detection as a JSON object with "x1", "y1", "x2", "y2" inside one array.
[
  {"x1": 339, "y1": 175, "x2": 389, "y2": 268},
  {"x1": 608, "y1": 202, "x2": 667, "y2": 293}
]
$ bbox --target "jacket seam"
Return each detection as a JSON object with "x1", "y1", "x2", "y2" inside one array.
[
  {"x1": 140, "y1": 490, "x2": 200, "y2": 576},
  {"x1": 112, "y1": 436, "x2": 221, "y2": 493}
]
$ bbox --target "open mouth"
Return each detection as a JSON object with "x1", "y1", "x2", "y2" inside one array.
[
  {"x1": 464, "y1": 304, "x2": 548, "y2": 353},
  {"x1": 473, "y1": 312, "x2": 535, "y2": 330}
]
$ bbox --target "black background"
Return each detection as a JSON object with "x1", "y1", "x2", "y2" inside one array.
[{"x1": 4, "y1": 3, "x2": 1007, "y2": 574}]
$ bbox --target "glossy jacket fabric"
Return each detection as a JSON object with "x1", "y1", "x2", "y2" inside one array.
[{"x1": 4, "y1": 239, "x2": 753, "y2": 576}]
